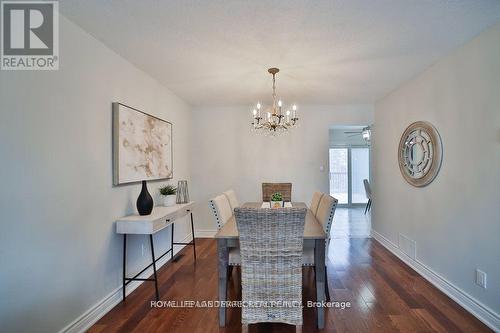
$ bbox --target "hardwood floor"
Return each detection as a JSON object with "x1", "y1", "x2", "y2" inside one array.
[
  {"x1": 330, "y1": 207, "x2": 371, "y2": 238},
  {"x1": 89, "y1": 228, "x2": 491, "y2": 332}
]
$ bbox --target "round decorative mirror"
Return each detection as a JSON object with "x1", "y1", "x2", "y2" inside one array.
[{"x1": 398, "y1": 121, "x2": 442, "y2": 187}]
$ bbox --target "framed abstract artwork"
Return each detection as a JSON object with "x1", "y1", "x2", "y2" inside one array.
[{"x1": 113, "y1": 103, "x2": 173, "y2": 185}]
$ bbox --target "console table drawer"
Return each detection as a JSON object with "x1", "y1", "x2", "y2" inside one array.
[{"x1": 116, "y1": 202, "x2": 194, "y2": 235}]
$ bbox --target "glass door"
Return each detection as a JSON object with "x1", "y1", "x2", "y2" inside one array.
[
  {"x1": 351, "y1": 148, "x2": 370, "y2": 204},
  {"x1": 329, "y1": 147, "x2": 370, "y2": 205},
  {"x1": 329, "y1": 148, "x2": 348, "y2": 204}
]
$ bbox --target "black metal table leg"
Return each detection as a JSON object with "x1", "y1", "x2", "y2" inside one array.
[
  {"x1": 170, "y1": 222, "x2": 174, "y2": 260},
  {"x1": 122, "y1": 234, "x2": 127, "y2": 301},
  {"x1": 149, "y1": 234, "x2": 160, "y2": 301},
  {"x1": 171, "y1": 209, "x2": 197, "y2": 263},
  {"x1": 189, "y1": 211, "x2": 196, "y2": 261}
]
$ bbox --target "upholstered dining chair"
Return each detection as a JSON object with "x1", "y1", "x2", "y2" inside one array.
[
  {"x1": 363, "y1": 179, "x2": 372, "y2": 214},
  {"x1": 302, "y1": 194, "x2": 338, "y2": 301},
  {"x1": 223, "y1": 189, "x2": 240, "y2": 211},
  {"x1": 209, "y1": 195, "x2": 241, "y2": 270},
  {"x1": 262, "y1": 183, "x2": 292, "y2": 202},
  {"x1": 310, "y1": 192, "x2": 323, "y2": 216},
  {"x1": 235, "y1": 207, "x2": 307, "y2": 333}
]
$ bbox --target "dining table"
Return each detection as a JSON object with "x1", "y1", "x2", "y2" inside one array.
[{"x1": 214, "y1": 202, "x2": 327, "y2": 329}]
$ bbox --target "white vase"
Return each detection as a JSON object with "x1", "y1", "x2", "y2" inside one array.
[
  {"x1": 163, "y1": 195, "x2": 177, "y2": 207},
  {"x1": 271, "y1": 200, "x2": 283, "y2": 209}
]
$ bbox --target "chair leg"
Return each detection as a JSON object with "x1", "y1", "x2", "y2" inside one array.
[
  {"x1": 364, "y1": 199, "x2": 371, "y2": 214},
  {"x1": 313, "y1": 266, "x2": 317, "y2": 297},
  {"x1": 242, "y1": 324, "x2": 249, "y2": 333},
  {"x1": 325, "y1": 267, "x2": 331, "y2": 302},
  {"x1": 296, "y1": 325, "x2": 302, "y2": 333}
]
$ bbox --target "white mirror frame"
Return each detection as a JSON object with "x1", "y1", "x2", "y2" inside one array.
[{"x1": 398, "y1": 121, "x2": 443, "y2": 187}]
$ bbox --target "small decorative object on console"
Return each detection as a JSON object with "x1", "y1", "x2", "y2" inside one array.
[
  {"x1": 136, "y1": 180, "x2": 154, "y2": 215},
  {"x1": 159, "y1": 185, "x2": 177, "y2": 207},
  {"x1": 176, "y1": 180, "x2": 190, "y2": 204}
]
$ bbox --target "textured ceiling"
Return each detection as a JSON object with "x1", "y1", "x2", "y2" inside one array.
[{"x1": 60, "y1": 0, "x2": 500, "y2": 107}]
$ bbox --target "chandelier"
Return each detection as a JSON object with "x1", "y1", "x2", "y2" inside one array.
[{"x1": 251, "y1": 68, "x2": 299, "y2": 135}]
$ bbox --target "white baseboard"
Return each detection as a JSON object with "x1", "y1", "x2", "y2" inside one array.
[
  {"x1": 371, "y1": 229, "x2": 500, "y2": 332},
  {"x1": 58, "y1": 233, "x2": 192, "y2": 333},
  {"x1": 195, "y1": 229, "x2": 217, "y2": 238}
]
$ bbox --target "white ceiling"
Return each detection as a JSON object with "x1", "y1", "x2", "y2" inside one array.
[{"x1": 60, "y1": 0, "x2": 500, "y2": 107}]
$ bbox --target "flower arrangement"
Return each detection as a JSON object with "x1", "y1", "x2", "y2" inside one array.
[
  {"x1": 271, "y1": 192, "x2": 283, "y2": 201},
  {"x1": 159, "y1": 185, "x2": 177, "y2": 196},
  {"x1": 159, "y1": 185, "x2": 177, "y2": 206},
  {"x1": 271, "y1": 192, "x2": 283, "y2": 208}
]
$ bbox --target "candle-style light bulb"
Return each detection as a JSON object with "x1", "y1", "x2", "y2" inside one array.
[
  {"x1": 278, "y1": 100, "x2": 282, "y2": 107},
  {"x1": 292, "y1": 104, "x2": 297, "y2": 111},
  {"x1": 252, "y1": 109, "x2": 257, "y2": 116},
  {"x1": 257, "y1": 102, "x2": 261, "y2": 110}
]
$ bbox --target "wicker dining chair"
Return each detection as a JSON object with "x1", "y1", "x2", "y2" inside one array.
[
  {"x1": 309, "y1": 192, "x2": 323, "y2": 216},
  {"x1": 302, "y1": 194, "x2": 338, "y2": 301},
  {"x1": 223, "y1": 189, "x2": 240, "y2": 211},
  {"x1": 209, "y1": 195, "x2": 241, "y2": 269},
  {"x1": 235, "y1": 207, "x2": 307, "y2": 333},
  {"x1": 262, "y1": 183, "x2": 292, "y2": 202}
]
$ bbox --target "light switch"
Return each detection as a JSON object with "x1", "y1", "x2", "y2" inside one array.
[{"x1": 319, "y1": 166, "x2": 324, "y2": 172}]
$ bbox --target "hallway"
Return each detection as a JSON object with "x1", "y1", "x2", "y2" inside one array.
[{"x1": 331, "y1": 207, "x2": 371, "y2": 239}]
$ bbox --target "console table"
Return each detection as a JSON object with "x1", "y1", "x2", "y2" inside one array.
[{"x1": 116, "y1": 201, "x2": 196, "y2": 301}]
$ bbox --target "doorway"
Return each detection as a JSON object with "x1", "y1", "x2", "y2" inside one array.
[{"x1": 329, "y1": 126, "x2": 370, "y2": 206}]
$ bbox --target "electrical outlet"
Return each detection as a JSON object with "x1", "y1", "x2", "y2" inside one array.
[{"x1": 475, "y1": 269, "x2": 487, "y2": 289}]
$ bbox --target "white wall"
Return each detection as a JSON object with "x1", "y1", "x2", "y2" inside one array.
[
  {"x1": 191, "y1": 105, "x2": 373, "y2": 234},
  {"x1": 0, "y1": 16, "x2": 192, "y2": 333},
  {"x1": 372, "y1": 22, "x2": 500, "y2": 326}
]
